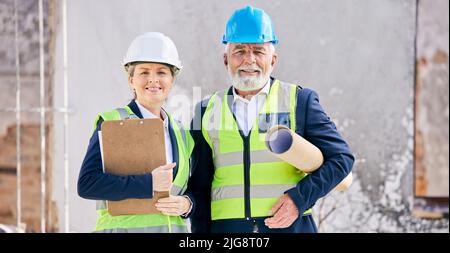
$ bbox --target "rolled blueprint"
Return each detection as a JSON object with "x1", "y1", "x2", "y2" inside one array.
[
  {"x1": 334, "y1": 172, "x2": 353, "y2": 191},
  {"x1": 266, "y1": 125, "x2": 323, "y2": 173},
  {"x1": 266, "y1": 125, "x2": 352, "y2": 191}
]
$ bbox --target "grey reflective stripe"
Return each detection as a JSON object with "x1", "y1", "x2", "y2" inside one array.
[
  {"x1": 211, "y1": 137, "x2": 220, "y2": 163},
  {"x1": 180, "y1": 183, "x2": 187, "y2": 195},
  {"x1": 173, "y1": 119, "x2": 190, "y2": 157},
  {"x1": 205, "y1": 91, "x2": 225, "y2": 157},
  {"x1": 206, "y1": 91, "x2": 225, "y2": 139},
  {"x1": 174, "y1": 120, "x2": 187, "y2": 148},
  {"x1": 170, "y1": 119, "x2": 189, "y2": 194},
  {"x1": 214, "y1": 151, "x2": 242, "y2": 168},
  {"x1": 250, "y1": 184, "x2": 296, "y2": 198},
  {"x1": 116, "y1": 107, "x2": 130, "y2": 119},
  {"x1": 170, "y1": 184, "x2": 185, "y2": 196},
  {"x1": 250, "y1": 149, "x2": 283, "y2": 164},
  {"x1": 115, "y1": 107, "x2": 138, "y2": 119},
  {"x1": 96, "y1": 200, "x2": 106, "y2": 210},
  {"x1": 277, "y1": 81, "x2": 293, "y2": 113},
  {"x1": 95, "y1": 224, "x2": 188, "y2": 233},
  {"x1": 211, "y1": 185, "x2": 243, "y2": 201},
  {"x1": 211, "y1": 184, "x2": 296, "y2": 201},
  {"x1": 214, "y1": 150, "x2": 283, "y2": 168}
]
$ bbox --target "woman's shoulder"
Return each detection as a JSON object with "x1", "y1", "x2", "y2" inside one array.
[
  {"x1": 97, "y1": 106, "x2": 134, "y2": 121},
  {"x1": 91, "y1": 108, "x2": 121, "y2": 132}
]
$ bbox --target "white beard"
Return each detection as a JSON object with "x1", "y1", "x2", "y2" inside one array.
[{"x1": 228, "y1": 64, "x2": 271, "y2": 92}]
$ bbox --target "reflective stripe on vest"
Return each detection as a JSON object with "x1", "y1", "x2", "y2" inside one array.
[
  {"x1": 115, "y1": 107, "x2": 139, "y2": 119},
  {"x1": 167, "y1": 114, "x2": 191, "y2": 196},
  {"x1": 202, "y1": 80, "x2": 312, "y2": 221},
  {"x1": 93, "y1": 105, "x2": 191, "y2": 233}
]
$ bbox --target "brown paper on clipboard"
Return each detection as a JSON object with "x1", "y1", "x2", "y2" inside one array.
[{"x1": 101, "y1": 118, "x2": 168, "y2": 216}]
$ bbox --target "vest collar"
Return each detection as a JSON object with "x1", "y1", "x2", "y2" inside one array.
[
  {"x1": 223, "y1": 77, "x2": 277, "y2": 138},
  {"x1": 127, "y1": 100, "x2": 144, "y2": 119}
]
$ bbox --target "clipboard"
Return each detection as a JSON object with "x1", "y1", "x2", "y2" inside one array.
[{"x1": 100, "y1": 118, "x2": 168, "y2": 216}]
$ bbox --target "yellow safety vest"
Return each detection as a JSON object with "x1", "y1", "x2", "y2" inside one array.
[
  {"x1": 93, "y1": 106, "x2": 193, "y2": 232},
  {"x1": 202, "y1": 80, "x2": 312, "y2": 221}
]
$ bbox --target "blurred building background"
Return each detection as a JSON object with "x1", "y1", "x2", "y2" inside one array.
[{"x1": 0, "y1": 0, "x2": 448, "y2": 232}]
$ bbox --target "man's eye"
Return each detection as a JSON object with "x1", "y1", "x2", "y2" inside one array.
[{"x1": 140, "y1": 71, "x2": 149, "y2": 75}]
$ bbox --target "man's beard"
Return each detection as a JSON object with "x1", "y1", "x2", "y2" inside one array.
[{"x1": 228, "y1": 64, "x2": 271, "y2": 91}]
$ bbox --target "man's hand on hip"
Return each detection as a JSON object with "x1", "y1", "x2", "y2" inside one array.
[{"x1": 264, "y1": 193, "x2": 299, "y2": 229}]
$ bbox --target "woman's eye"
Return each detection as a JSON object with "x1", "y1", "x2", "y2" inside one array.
[{"x1": 140, "y1": 71, "x2": 149, "y2": 75}]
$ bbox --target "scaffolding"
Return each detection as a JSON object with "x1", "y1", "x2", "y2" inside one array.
[
  {"x1": 62, "y1": 0, "x2": 70, "y2": 233},
  {"x1": 0, "y1": 0, "x2": 70, "y2": 233},
  {"x1": 13, "y1": 0, "x2": 23, "y2": 233}
]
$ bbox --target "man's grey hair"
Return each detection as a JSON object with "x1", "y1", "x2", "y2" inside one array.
[{"x1": 224, "y1": 43, "x2": 276, "y2": 54}]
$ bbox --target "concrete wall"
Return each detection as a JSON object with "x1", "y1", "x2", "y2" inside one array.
[
  {"x1": 415, "y1": 0, "x2": 449, "y2": 197},
  {"x1": 1, "y1": 0, "x2": 445, "y2": 232}
]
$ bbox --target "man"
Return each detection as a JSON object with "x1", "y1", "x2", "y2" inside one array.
[{"x1": 187, "y1": 5, "x2": 354, "y2": 233}]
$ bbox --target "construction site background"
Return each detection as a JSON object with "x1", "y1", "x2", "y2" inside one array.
[{"x1": 0, "y1": 0, "x2": 448, "y2": 232}]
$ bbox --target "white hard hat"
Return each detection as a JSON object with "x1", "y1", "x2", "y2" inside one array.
[{"x1": 123, "y1": 32, "x2": 182, "y2": 75}]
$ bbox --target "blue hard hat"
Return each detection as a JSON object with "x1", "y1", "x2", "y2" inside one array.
[{"x1": 222, "y1": 6, "x2": 278, "y2": 44}]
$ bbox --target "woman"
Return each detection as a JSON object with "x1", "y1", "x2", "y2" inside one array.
[{"x1": 77, "y1": 32, "x2": 194, "y2": 233}]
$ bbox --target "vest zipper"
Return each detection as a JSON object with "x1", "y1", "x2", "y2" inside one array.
[
  {"x1": 227, "y1": 86, "x2": 255, "y2": 225},
  {"x1": 242, "y1": 135, "x2": 251, "y2": 219}
]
